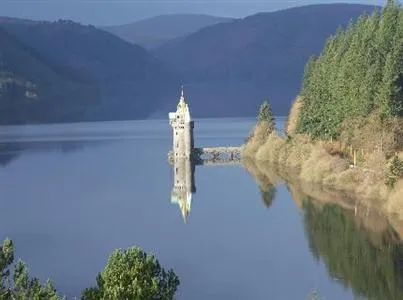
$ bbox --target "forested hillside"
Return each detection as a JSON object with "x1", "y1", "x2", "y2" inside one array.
[
  {"x1": 297, "y1": 0, "x2": 403, "y2": 153},
  {"x1": 0, "y1": 19, "x2": 179, "y2": 123},
  {"x1": 0, "y1": 27, "x2": 100, "y2": 124},
  {"x1": 153, "y1": 4, "x2": 377, "y2": 117},
  {"x1": 0, "y1": 4, "x2": 382, "y2": 123},
  {"x1": 103, "y1": 14, "x2": 234, "y2": 49},
  {"x1": 243, "y1": 1, "x2": 403, "y2": 213}
]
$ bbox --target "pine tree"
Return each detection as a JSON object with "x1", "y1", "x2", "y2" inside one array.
[
  {"x1": 0, "y1": 239, "x2": 62, "y2": 299},
  {"x1": 257, "y1": 100, "x2": 275, "y2": 132},
  {"x1": 296, "y1": 1, "x2": 403, "y2": 145}
]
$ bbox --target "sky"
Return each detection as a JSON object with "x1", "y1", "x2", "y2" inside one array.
[{"x1": 0, "y1": 0, "x2": 386, "y2": 26}]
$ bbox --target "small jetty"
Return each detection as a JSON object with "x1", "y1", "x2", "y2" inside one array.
[{"x1": 168, "y1": 146, "x2": 242, "y2": 165}]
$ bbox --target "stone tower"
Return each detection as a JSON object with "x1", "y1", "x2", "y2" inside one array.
[
  {"x1": 169, "y1": 86, "x2": 195, "y2": 223},
  {"x1": 169, "y1": 86, "x2": 194, "y2": 159}
]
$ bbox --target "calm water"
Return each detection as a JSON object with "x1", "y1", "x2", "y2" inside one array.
[{"x1": 0, "y1": 118, "x2": 401, "y2": 299}]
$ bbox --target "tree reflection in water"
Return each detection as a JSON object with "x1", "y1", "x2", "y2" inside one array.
[
  {"x1": 302, "y1": 199, "x2": 403, "y2": 300},
  {"x1": 242, "y1": 157, "x2": 279, "y2": 208},
  {"x1": 0, "y1": 143, "x2": 20, "y2": 166},
  {"x1": 260, "y1": 184, "x2": 277, "y2": 208},
  {"x1": 243, "y1": 156, "x2": 403, "y2": 299}
]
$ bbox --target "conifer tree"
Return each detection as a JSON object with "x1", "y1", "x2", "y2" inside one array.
[
  {"x1": 257, "y1": 100, "x2": 275, "y2": 133},
  {"x1": 82, "y1": 247, "x2": 180, "y2": 300},
  {"x1": 296, "y1": 0, "x2": 403, "y2": 145},
  {"x1": 0, "y1": 239, "x2": 62, "y2": 299}
]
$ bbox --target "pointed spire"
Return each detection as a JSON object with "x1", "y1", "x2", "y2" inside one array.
[
  {"x1": 181, "y1": 207, "x2": 188, "y2": 224},
  {"x1": 177, "y1": 85, "x2": 187, "y2": 112},
  {"x1": 179, "y1": 85, "x2": 186, "y2": 103},
  {"x1": 177, "y1": 192, "x2": 192, "y2": 224}
]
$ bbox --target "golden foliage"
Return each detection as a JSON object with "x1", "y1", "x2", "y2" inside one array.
[
  {"x1": 242, "y1": 122, "x2": 275, "y2": 158},
  {"x1": 340, "y1": 113, "x2": 403, "y2": 157},
  {"x1": 285, "y1": 96, "x2": 303, "y2": 136},
  {"x1": 242, "y1": 99, "x2": 403, "y2": 220},
  {"x1": 384, "y1": 179, "x2": 403, "y2": 216}
]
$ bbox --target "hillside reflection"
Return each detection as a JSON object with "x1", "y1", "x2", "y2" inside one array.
[
  {"x1": 0, "y1": 140, "x2": 103, "y2": 167},
  {"x1": 243, "y1": 157, "x2": 403, "y2": 300},
  {"x1": 303, "y1": 200, "x2": 403, "y2": 300}
]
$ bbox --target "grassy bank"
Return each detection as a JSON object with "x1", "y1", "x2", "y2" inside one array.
[{"x1": 242, "y1": 116, "x2": 403, "y2": 219}]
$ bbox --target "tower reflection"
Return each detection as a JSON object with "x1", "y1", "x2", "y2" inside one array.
[
  {"x1": 170, "y1": 157, "x2": 196, "y2": 223},
  {"x1": 168, "y1": 86, "x2": 241, "y2": 223}
]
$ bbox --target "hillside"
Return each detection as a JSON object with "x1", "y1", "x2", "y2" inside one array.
[
  {"x1": 0, "y1": 27, "x2": 100, "y2": 124},
  {"x1": 0, "y1": 19, "x2": 180, "y2": 122},
  {"x1": 103, "y1": 14, "x2": 234, "y2": 49},
  {"x1": 243, "y1": 2, "x2": 403, "y2": 225},
  {"x1": 153, "y1": 4, "x2": 378, "y2": 117},
  {"x1": 296, "y1": 1, "x2": 403, "y2": 149}
]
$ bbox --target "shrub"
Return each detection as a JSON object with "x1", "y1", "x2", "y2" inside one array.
[
  {"x1": 0, "y1": 238, "x2": 62, "y2": 299},
  {"x1": 257, "y1": 100, "x2": 275, "y2": 133},
  {"x1": 82, "y1": 247, "x2": 180, "y2": 300},
  {"x1": 386, "y1": 156, "x2": 403, "y2": 188}
]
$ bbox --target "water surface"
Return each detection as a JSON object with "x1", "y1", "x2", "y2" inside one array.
[{"x1": 0, "y1": 118, "x2": 399, "y2": 299}]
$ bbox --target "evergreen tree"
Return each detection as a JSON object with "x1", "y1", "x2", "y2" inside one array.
[
  {"x1": 0, "y1": 239, "x2": 62, "y2": 299},
  {"x1": 82, "y1": 247, "x2": 180, "y2": 300},
  {"x1": 257, "y1": 100, "x2": 276, "y2": 132},
  {"x1": 260, "y1": 185, "x2": 277, "y2": 208},
  {"x1": 386, "y1": 155, "x2": 403, "y2": 187},
  {"x1": 297, "y1": 1, "x2": 403, "y2": 145}
]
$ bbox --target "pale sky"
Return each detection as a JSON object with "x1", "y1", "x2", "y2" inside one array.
[{"x1": 0, "y1": 0, "x2": 386, "y2": 26}]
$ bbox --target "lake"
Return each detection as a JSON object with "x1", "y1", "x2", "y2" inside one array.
[{"x1": 0, "y1": 118, "x2": 401, "y2": 299}]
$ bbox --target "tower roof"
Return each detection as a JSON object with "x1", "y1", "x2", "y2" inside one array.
[
  {"x1": 171, "y1": 189, "x2": 192, "y2": 224},
  {"x1": 175, "y1": 85, "x2": 191, "y2": 122},
  {"x1": 177, "y1": 85, "x2": 186, "y2": 111}
]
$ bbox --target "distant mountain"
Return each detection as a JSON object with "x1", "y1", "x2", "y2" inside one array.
[
  {"x1": 0, "y1": 19, "x2": 180, "y2": 123},
  {"x1": 153, "y1": 4, "x2": 379, "y2": 117},
  {"x1": 0, "y1": 27, "x2": 100, "y2": 124},
  {"x1": 0, "y1": 16, "x2": 38, "y2": 25},
  {"x1": 103, "y1": 14, "x2": 235, "y2": 49}
]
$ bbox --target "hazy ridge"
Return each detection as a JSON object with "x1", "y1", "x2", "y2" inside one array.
[
  {"x1": 102, "y1": 14, "x2": 235, "y2": 49},
  {"x1": 0, "y1": 4, "x2": 379, "y2": 124}
]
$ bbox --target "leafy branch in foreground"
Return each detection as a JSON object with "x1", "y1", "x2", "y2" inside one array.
[
  {"x1": 82, "y1": 247, "x2": 180, "y2": 300},
  {"x1": 0, "y1": 238, "x2": 62, "y2": 300},
  {"x1": 1, "y1": 239, "x2": 181, "y2": 300}
]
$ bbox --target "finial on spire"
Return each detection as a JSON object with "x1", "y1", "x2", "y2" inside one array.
[
  {"x1": 181, "y1": 209, "x2": 188, "y2": 224},
  {"x1": 181, "y1": 84, "x2": 184, "y2": 98}
]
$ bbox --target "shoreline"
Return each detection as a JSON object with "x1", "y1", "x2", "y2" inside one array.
[
  {"x1": 241, "y1": 123, "x2": 403, "y2": 222},
  {"x1": 242, "y1": 155, "x2": 403, "y2": 241}
]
